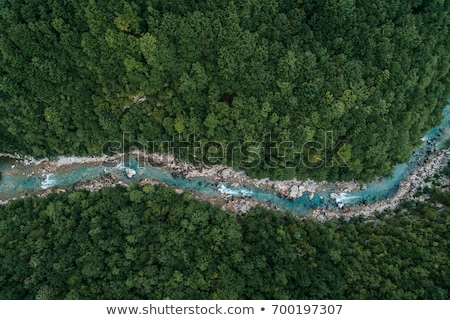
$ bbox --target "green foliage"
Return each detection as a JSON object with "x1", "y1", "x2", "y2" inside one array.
[
  {"x1": 1, "y1": 185, "x2": 450, "y2": 299},
  {"x1": 443, "y1": 162, "x2": 450, "y2": 178},
  {"x1": 0, "y1": 0, "x2": 449, "y2": 181}
]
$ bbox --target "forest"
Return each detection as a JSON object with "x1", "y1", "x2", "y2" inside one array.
[
  {"x1": 1, "y1": 178, "x2": 450, "y2": 299},
  {"x1": 1, "y1": 0, "x2": 450, "y2": 301},
  {"x1": 0, "y1": 0, "x2": 449, "y2": 181}
]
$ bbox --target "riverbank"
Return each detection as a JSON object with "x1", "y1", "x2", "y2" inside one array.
[
  {"x1": 312, "y1": 147, "x2": 450, "y2": 221},
  {"x1": 0, "y1": 144, "x2": 449, "y2": 219},
  {"x1": 135, "y1": 151, "x2": 361, "y2": 199},
  {"x1": 139, "y1": 146, "x2": 450, "y2": 218}
]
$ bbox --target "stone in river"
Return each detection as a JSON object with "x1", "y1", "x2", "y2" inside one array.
[
  {"x1": 289, "y1": 185, "x2": 299, "y2": 198},
  {"x1": 125, "y1": 167, "x2": 136, "y2": 179}
]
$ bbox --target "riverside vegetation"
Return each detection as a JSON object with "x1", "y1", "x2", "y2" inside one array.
[{"x1": 0, "y1": 0, "x2": 449, "y2": 181}]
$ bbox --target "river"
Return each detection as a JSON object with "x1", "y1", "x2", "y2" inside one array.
[{"x1": 0, "y1": 104, "x2": 449, "y2": 215}]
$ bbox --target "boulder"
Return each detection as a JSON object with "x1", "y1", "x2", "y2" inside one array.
[
  {"x1": 221, "y1": 168, "x2": 233, "y2": 179},
  {"x1": 125, "y1": 167, "x2": 136, "y2": 179},
  {"x1": 289, "y1": 185, "x2": 299, "y2": 198},
  {"x1": 298, "y1": 185, "x2": 305, "y2": 194}
]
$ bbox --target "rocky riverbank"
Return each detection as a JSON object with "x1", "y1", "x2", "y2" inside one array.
[
  {"x1": 133, "y1": 146, "x2": 450, "y2": 217},
  {"x1": 136, "y1": 151, "x2": 361, "y2": 199},
  {"x1": 312, "y1": 147, "x2": 450, "y2": 222},
  {"x1": 1, "y1": 143, "x2": 448, "y2": 218}
]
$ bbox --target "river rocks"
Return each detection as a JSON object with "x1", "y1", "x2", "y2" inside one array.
[
  {"x1": 0, "y1": 153, "x2": 20, "y2": 159},
  {"x1": 288, "y1": 185, "x2": 305, "y2": 199},
  {"x1": 74, "y1": 174, "x2": 121, "y2": 192},
  {"x1": 221, "y1": 168, "x2": 233, "y2": 179},
  {"x1": 253, "y1": 178, "x2": 269, "y2": 188},
  {"x1": 135, "y1": 152, "x2": 371, "y2": 207},
  {"x1": 56, "y1": 156, "x2": 110, "y2": 166},
  {"x1": 222, "y1": 198, "x2": 254, "y2": 213},
  {"x1": 289, "y1": 186, "x2": 299, "y2": 198},
  {"x1": 139, "y1": 178, "x2": 165, "y2": 186},
  {"x1": 3, "y1": 136, "x2": 449, "y2": 223},
  {"x1": 221, "y1": 197, "x2": 276, "y2": 214},
  {"x1": 312, "y1": 210, "x2": 338, "y2": 223},
  {"x1": 124, "y1": 167, "x2": 136, "y2": 179},
  {"x1": 272, "y1": 182, "x2": 290, "y2": 195},
  {"x1": 298, "y1": 186, "x2": 305, "y2": 196}
]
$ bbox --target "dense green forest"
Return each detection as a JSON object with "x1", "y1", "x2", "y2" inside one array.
[
  {"x1": 1, "y1": 181, "x2": 449, "y2": 299},
  {"x1": 1, "y1": 0, "x2": 450, "y2": 181}
]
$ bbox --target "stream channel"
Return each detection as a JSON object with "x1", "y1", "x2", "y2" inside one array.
[{"x1": 1, "y1": 104, "x2": 449, "y2": 215}]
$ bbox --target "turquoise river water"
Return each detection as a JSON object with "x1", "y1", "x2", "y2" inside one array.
[{"x1": 1, "y1": 104, "x2": 449, "y2": 215}]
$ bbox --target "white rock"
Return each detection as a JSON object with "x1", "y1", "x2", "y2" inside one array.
[
  {"x1": 289, "y1": 185, "x2": 299, "y2": 198},
  {"x1": 125, "y1": 167, "x2": 136, "y2": 179},
  {"x1": 222, "y1": 168, "x2": 233, "y2": 178},
  {"x1": 297, "y1": 186, "x2": 305, "y2": 197}
]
